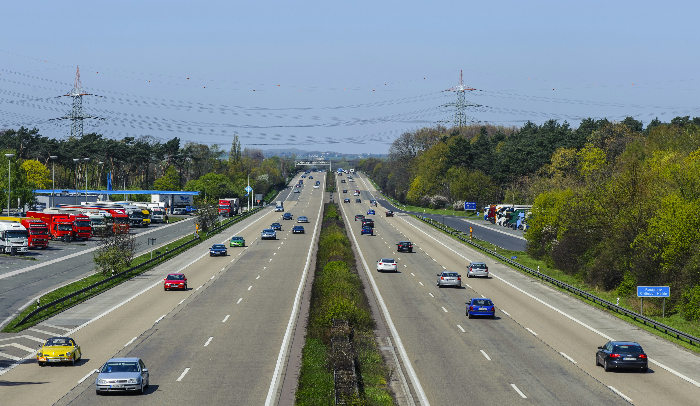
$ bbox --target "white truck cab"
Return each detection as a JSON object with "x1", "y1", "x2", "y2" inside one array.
[{"x1": 0, "y1": 220, "x2": 29, "y2": 255}]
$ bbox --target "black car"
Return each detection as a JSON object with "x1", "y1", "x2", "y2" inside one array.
[
  {"x1": 596, "y1": 341, "x2": 648, "y2": 372},
  {"x1": 292, "y1": 225, "x2": 305, "y2": 234},
  {"x1": 397, "y1": 241, "x2": 413, "y2": 252},
  {"x1": 342, "y1": 189, "x2": 348, "y2": 193},
  {"x1": 355, "y1": 214, "x2": 365, "y2": 221},
  {"x1": 344, "y1": 198, "x2": 350, "y2": 203},
  {"x1": 355, "y1": 199, "x2": 361, "y2": 203},
  {"x1": 341, "y1": 179, "x2": 346, "y2": 183},
  {"x1": 309, "y1": 176, "x2": 313, "y2": 179},
  {"x1": 361, "y1": 219, "x2": 374, "y2": 228},
  {"x1": 271, "y1": 222, "x2": 282, "y2": 231},
  {"x1": 209, "y1": 244, "x2": 228, "y2": 257},
  {"x1": 283, "y1": 213, "x2": 293, "y2": 220},
  {"x1": 386, "y1": 210, "x2": 394, "y2": 217}
]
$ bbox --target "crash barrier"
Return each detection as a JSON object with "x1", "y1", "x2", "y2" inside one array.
[
  {"x1": 16, "y1": 208, "x2": 263, "y2": 327},
  {"x1": 415, "y1": 215, "x2": 700, "y2": 347}
]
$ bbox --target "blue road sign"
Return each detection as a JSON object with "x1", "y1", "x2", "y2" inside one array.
[
  {"x1": 245, "y1": 186, "x2": 253, "y2": 192},
  {"x1": 637, "y1": 286, "x2": 670, "y2": 297},
  {"x1": 464, "y1": 202, "x2": 477, "y2": 211}
]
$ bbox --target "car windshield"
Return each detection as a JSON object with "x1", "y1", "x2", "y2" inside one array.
[
  {"x1": 472, "y1": 299, "x2": 493, "y2": 306},
  {"x1": 29, "y1": 228, "x2": 48, "y2": 235},
  {"x1": 212, "y1": 245, "x2": 225, "y2": 249},
  {"x1": 57, "y1": 224, "x2": 72, "y2": 231},
  {"x1": 231, "y1": 237, "x2": 242, "y2": 241},
  {"x1": 380, "y1": 259, "x2": 395, "y2": 263},
  {"x1": 263, "y1": 229, "x2": 274, "y2": 232},
  {"x1": 471, "y1": 263, "x2": 487, "y2": 269},
  {"x1": 613, "y1": 345, "x2": 643, "y2": 353},
  {"x1": 130, "y1": 211, "x2": 143, "y2": 218},
  {"x1": 76, "y1": 221, "x2": 91, "y2": 228},
  {"x1": 101, "y1": 362, "x2": 140, "y2": 373},
  {"x1": 153, "y1": 211, "x2": 164, "y2": 215},
  {"x1": 166, "y1": 274, "x2": 185, "y2": 280},
  {"x1": 444, "y1": 272, "x2": 459, "y2": 277},
  {"x1": 91, "y1": 219, "x2": 104, "y2": 225},
  {"x1": 45, "y1": 338, "x2": 73, "y2": 346}
]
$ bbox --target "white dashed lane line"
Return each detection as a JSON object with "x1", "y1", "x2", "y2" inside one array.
[
  {"x1": 204, "y1": 337, "x2": 213, "y2": 347},
  {"x1": 511, "y1": 383, "x2": 527, "y2": 399},
  {"x1": 77, "y1": 369, "x2": 99, "y2": 384},
  {"x1": 178, "y1": 299, "x2": 186, "y2": 305},
  {"x1": 560, "y1": 352, "x2": 577, "y2": 364},
  {"x1": 154, "y1": 315, "x2": 165, "y2": 324},
  {"x1": 124, "y1": 337, "x2": 137, "y2": 347},
  {"x1": 248, "y1": 286, "x2": 252, "y2": 291},
  {"x1": 256, "y1": 275, "x2": 260, "y2": 280},
  {"x1": 418, "y1": 282, "x2": 424, "y2": 286},
  {"x1": 237, "y1": 298, "x2": 243, "y2": 304},
  {"x1": 457, "y1": 325, "x2": 465, "y2": 333},
  {"x1": 196, "y1": 285, "x2": 203, "y2": 291},
  {"x1": 176, "y1": 368, "x2": 191, "y2": 382},
  {"x1": 442, "y1": 307, "x2": 448, "y2": 313},
  {"x1": 480, "y1": 350, "x2": 491, "y2": 360},
  {"x1": 608, "y1": 386, "x2": 632, "y2": 402},
  {"x1": 429, "y1": 293, "x2": 434, "y2": 297},
  {"x1": 501, "y1": 310, "x2": 510, "y2": 316},
  {"x1": 525, "y1": 328, "x2": 538, "y2": 336},
  {"x1": 222, "y1": 315, "x2": 230, "y2": 323}
]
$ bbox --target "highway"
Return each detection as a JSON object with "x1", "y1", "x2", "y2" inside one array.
[
  {"x1": 0, "y1": 217, "x2": 196, "y2": 330},
  {"x1": 0, "y1": 173, "x2": 324, "y2": 406},
  {"x1": 337, "y1": 171, "x2": 699, "y2": 405}
]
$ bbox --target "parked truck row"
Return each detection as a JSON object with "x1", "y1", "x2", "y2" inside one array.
[{"x1": 484, "y1": 204, "x2": 532, "y2": 230}]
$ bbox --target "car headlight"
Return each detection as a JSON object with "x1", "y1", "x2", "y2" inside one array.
[
  {"x1": 37, "y1": 352, "x2": 42, "y2": 357},
  {"x1": 127, "y1": 378, "x2": 139, "y2": 384}
]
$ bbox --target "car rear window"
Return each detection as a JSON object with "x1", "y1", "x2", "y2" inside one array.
[
  {"x1": 380, "y1": 259, "x2": 395, "y2": 263},
  {"x1": 472, "y1": 299, "x2": 493, "y2": 306},
  {"x1": 613, "y1": 345, "x2": 643, "y2": 353},
  {"x1": 444, "y1": 272, "x2": 459, "y2": 277},
  {"x1": 471, "y1": 263, "x2": 487, "y2": 269}
]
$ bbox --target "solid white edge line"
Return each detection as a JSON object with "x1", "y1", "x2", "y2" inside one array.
[
  {"x1": 457, "y1": 325, "x2": 465, "y2": 333},
  {"x1": 204, "y1": 337, "x2": 213, "y2": 347},
  {"x1": 560, "y1": 352, "x2": 577, "y2": 364},
  {"x1": 124, "y1": 337, "x2": 137, "y2": 348},
  {"x1": 154, "y1": 315, "x2": 165, "y2": 324},
  {"x1": 265, "y1": 175, "x2": 324, "y2": 406},
  {"x1": 511, "y1": 383, "x2": 527, "y2": 398},
  {"x1": 480, "y1": 350, "x2": 491, "y2": 361},
  {"x1": 77, "y1": 369, "x2": 99, "y2": 384},
  {"x1": 178, "y1": 298, "x2": 186, "y2": 305},
  {"x1": 608, "y1": 386, "x2": 632, "y2": 402},
  {"x1": 525, "y1": 328, "x2": 538, "y2": 336},
  {"x1": 338, "y1": 189, "x2": 431, "y2": 406},
  {"x1": 501, "y1": 310, "x2": 510, "y2": 316},
  {"x1": 222, "y1": 315, "x2": 230, "y2": 323},
  {"x1": 176, "y1": 367, "x2": 190, "y2": 382}
]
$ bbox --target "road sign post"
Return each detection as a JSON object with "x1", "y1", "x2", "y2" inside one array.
[
  {"x1": 637, "y1": 286, "x2": 670, "y2": 317},
  {"x1": 464, "y1": 202, "x2": 476, "y2": 211}
]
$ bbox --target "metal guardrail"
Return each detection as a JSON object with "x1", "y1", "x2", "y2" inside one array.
[
  {"x1": 415, "y1": 215, "x2": 700, "y2": 347},
  {"x1": 16, "y1": 207, "x2": 263, "y2": 327}
]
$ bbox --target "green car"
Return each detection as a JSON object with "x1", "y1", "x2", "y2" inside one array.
[{"x1": 230, "y1": 236, "x2": 245, "y2": 247}]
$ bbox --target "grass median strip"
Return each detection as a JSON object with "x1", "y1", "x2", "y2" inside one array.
[
  {"x1": 2, "y1": 209, "x2": 262, "y2": 333},
  {"x1": 296, "y1": 203, "x2": 394, "y2": 405}
]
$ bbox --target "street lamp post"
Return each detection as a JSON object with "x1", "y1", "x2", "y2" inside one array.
[
  {"x1": 49, "y1": 156, "x2": 57, "y2": 208},
  {"x1": 5, "y1": 153, "x2": 14, "y2": 215},
  {"x1": 84, "y1": 158, "x2": 90, "y2": 203},
  {"x1": 73, "y1": 158, "x2": 80, "y2": 204}
]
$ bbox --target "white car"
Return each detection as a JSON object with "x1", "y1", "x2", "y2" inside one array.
[
  {"x1": 313, "y1": 185, "x2": 319, "y2": 189},
  {"x1": 297, "y1": 216, "x2": 309, "y2": 223},
  {"x1": 261, "y1": 229, "x2": 277, "y2": 240},
  {"x1": 376, "y1": 258, "x2": 397, "y2": 272}
]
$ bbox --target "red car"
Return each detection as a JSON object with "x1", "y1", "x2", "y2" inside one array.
[{"x1": 164, "y1": 273, "x2": 187, "y2": 291}]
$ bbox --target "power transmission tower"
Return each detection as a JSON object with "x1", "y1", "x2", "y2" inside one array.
[
  {"x1": 53, "y1": 66, "x2": 103, "y2": 138},
  {"x1": 445, "y1": 70, "x2": 476, "y2": 129}
]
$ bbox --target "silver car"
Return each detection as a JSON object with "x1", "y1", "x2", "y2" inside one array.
[
  {"x1": 297, "y1": 216, "x2": 309, "y2": 223},
  {"x1": 437, "y1": 271, "x2": 462, "y2": 288},
  {"x1": 376, "y1": 258, "x2": 397, "y2": 272},
  {"x1": 467, "y1": 262, "x2": 489, "y2": 278},
  {"x1": 95, "y1": 357, "x2": 149, "y2": 395},
  {"x1": 261, "y1": 229, "x2": 277, "y2": 240}
]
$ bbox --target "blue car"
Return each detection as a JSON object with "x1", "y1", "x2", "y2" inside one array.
[
  {"x1": 361, "y1": 225, "x2": 374, "y2": 235},
  {"x1": 367, "y1": 209, "x2": 375, "y2": 215},
  {"x1": 467, "y1": 298, "x2": 495, "y2": 319},
  {"x1": 209, "y1": 244, "x2": 228, "y2": 257},
  {"x1": 271, "y1": 222, "x2": 282, "y2": 231}
]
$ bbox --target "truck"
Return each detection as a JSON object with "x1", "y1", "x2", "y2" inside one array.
[
  {"x1": 219, "y1": 198, "x2": 239, "y2": 217},
  {"x1": 0, "y1": 217, "x2": 49, "y2": 249},
  {"x1": 27, "y1": 211, "x2": 75, "y2": 242},
  {"x1": 67, "y1": 214, "x2": 93, "y2": 240},
  {"x1": 275, "y1": 200, "x2": 284, "y2": 212},
  {"x1": 0, "y1": 220, "x2": 28, "y2": 255}
]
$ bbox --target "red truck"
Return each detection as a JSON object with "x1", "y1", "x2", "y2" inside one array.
[
  {"x1": 57, "y1": 205, "x2": 130, "y2": 234},
  {"x1": 105, "y1": 209, "x2": 130, "y2": 234},
  {"x1": 27, "y1": 212, "x2": 75, "y2": 242},
  {"x1": 66, "y1": 214, "x2": 92, "y2": 240},
  {"x1": 218, "y1": 198, "x2": 239, "y2": 217}
]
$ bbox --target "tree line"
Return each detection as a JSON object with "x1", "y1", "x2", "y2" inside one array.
[{"x1": 358, "y1": 116, "x2": 700, "y2": 320}]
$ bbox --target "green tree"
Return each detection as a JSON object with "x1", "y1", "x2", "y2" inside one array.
[
  {"x1": 153, "y1": 165, "x2": 181, "y2": 190},
  {"x1": 21, "y1": 160, "x2": 51, "y2": 189}
]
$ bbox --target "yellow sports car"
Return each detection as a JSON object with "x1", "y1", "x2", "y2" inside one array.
[{"x1": 37, "y1": 337, "x2": 82, "y2": 366}]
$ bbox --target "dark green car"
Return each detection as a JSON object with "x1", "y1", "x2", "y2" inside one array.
[{"x1": 230, "y1": 236, "x2": 245, "y2": 247}]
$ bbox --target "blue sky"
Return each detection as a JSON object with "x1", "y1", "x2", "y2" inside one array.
[{"x1": 2, "y1": 0, "x2": 698, "y2": 153}]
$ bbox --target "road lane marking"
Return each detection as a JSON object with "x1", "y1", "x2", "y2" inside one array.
[
  {"x1": 176, "y1": 368, "x2": 190, "y2": 382},
  {"x1": 222, "y1": 315, "x2": 230, "y2": 323},
  {"x1": 196, "y1": 285, "x2": 203, "y2": 291},
  {"x1": 560, "y1": 352, "x2": 577, "y2": 364},
  {"x1": 419, "y1": 282, "x2": 424, "y2": 286},
  {"x1": 465, "y1": 284, "x2": 472, "y2": 289},
  {"x1": 256, "y1": 275, "x2": 260, "y2": 279},
  {"x1": 155, "y1": 315, "x2": 165, "y2": 324},
  {"x1": 480, "y1": 350, "x2": 491, "y2": 360},
  {"x1": 511, "y1": 384, "x2": 527, "y2": 398},
  {"x1": 248, "y1": 286, "x2": 252, "y2": 290},
  {"x1": 237, "y1": 298, "x2": 242, "y2": 304},
  {"x1": 179, "y1": 298, "x2": 186, "y2": 305},
  {"x1": 525, "y1": 328, "x2": 538, "y2": 336},
  {"x1": 264, "y1": 267, "x2": 266, "y2": 270},
  {"x1": 0, "y1": 353, "x2": 22, "y2": 361},
  {"x1": 608, "y1": 386, "x2": 632, "y2": 402},
  {"x1": 0, "y1": 343, "x2": 36, "y2": 353},
  {"x1": 480, "y1": 294, "x2": 485, "y2": 298},
  {"x1": 403, "y1": 264, "x2": 407, "y2": 267},
  {"x1": 211, "y1": 275, "x2": 215, "y2": 279},
  {"x1": 204, "y1": 337, "x2": 213, "y2": 347},
  {"x1": 42, "y1": 323, "x2": 71, "y2": 331},
  {"x1": 221, "y1": 268, "x2": 226, "y2": 271},
  {"x1": 28, "y1": 328, "x2": 57, "y2": 336},
  {"x1": 269, "y1": 259, "x2": 273, "y2": 262},
  {"x1": 429, "y1": 293, "x2": 434, "y2": 297},
  {"x1": 411, "y1": 273, "x2": 415, "y2": 276},
  {"x1": 457, "y1": 325, "x2": 465, "y2": 332},
  {"x1": 501, "y1": 310, "x2": 510, "y2": 316},
  {"x1": 124, "y1": 337, "x2": 137, "y2": 347},
  {"x1": 442, "y1": 307, "x2": 448, "y2": 313},
  {"x1": 78, "y1": 369, "x2": 99, "y2": 384}
]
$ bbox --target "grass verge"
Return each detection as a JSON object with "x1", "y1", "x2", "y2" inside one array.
[
  {"x1": 415, "y1": 215, "x2": 700, "y2": 353},
  {"x1": 296, "y1": 203, "x2": 394, "y2": 405},
  {"x1": 2, "y1": 209, "x2": 261, "y2": 333}
]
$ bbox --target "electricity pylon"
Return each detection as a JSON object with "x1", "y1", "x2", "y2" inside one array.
[
  {"x1": 53, "y1": 66, "x2": 102, "y2": 138},
  {"x1": 445, "y1": 70, "x2": 476, "y2": 128}
]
